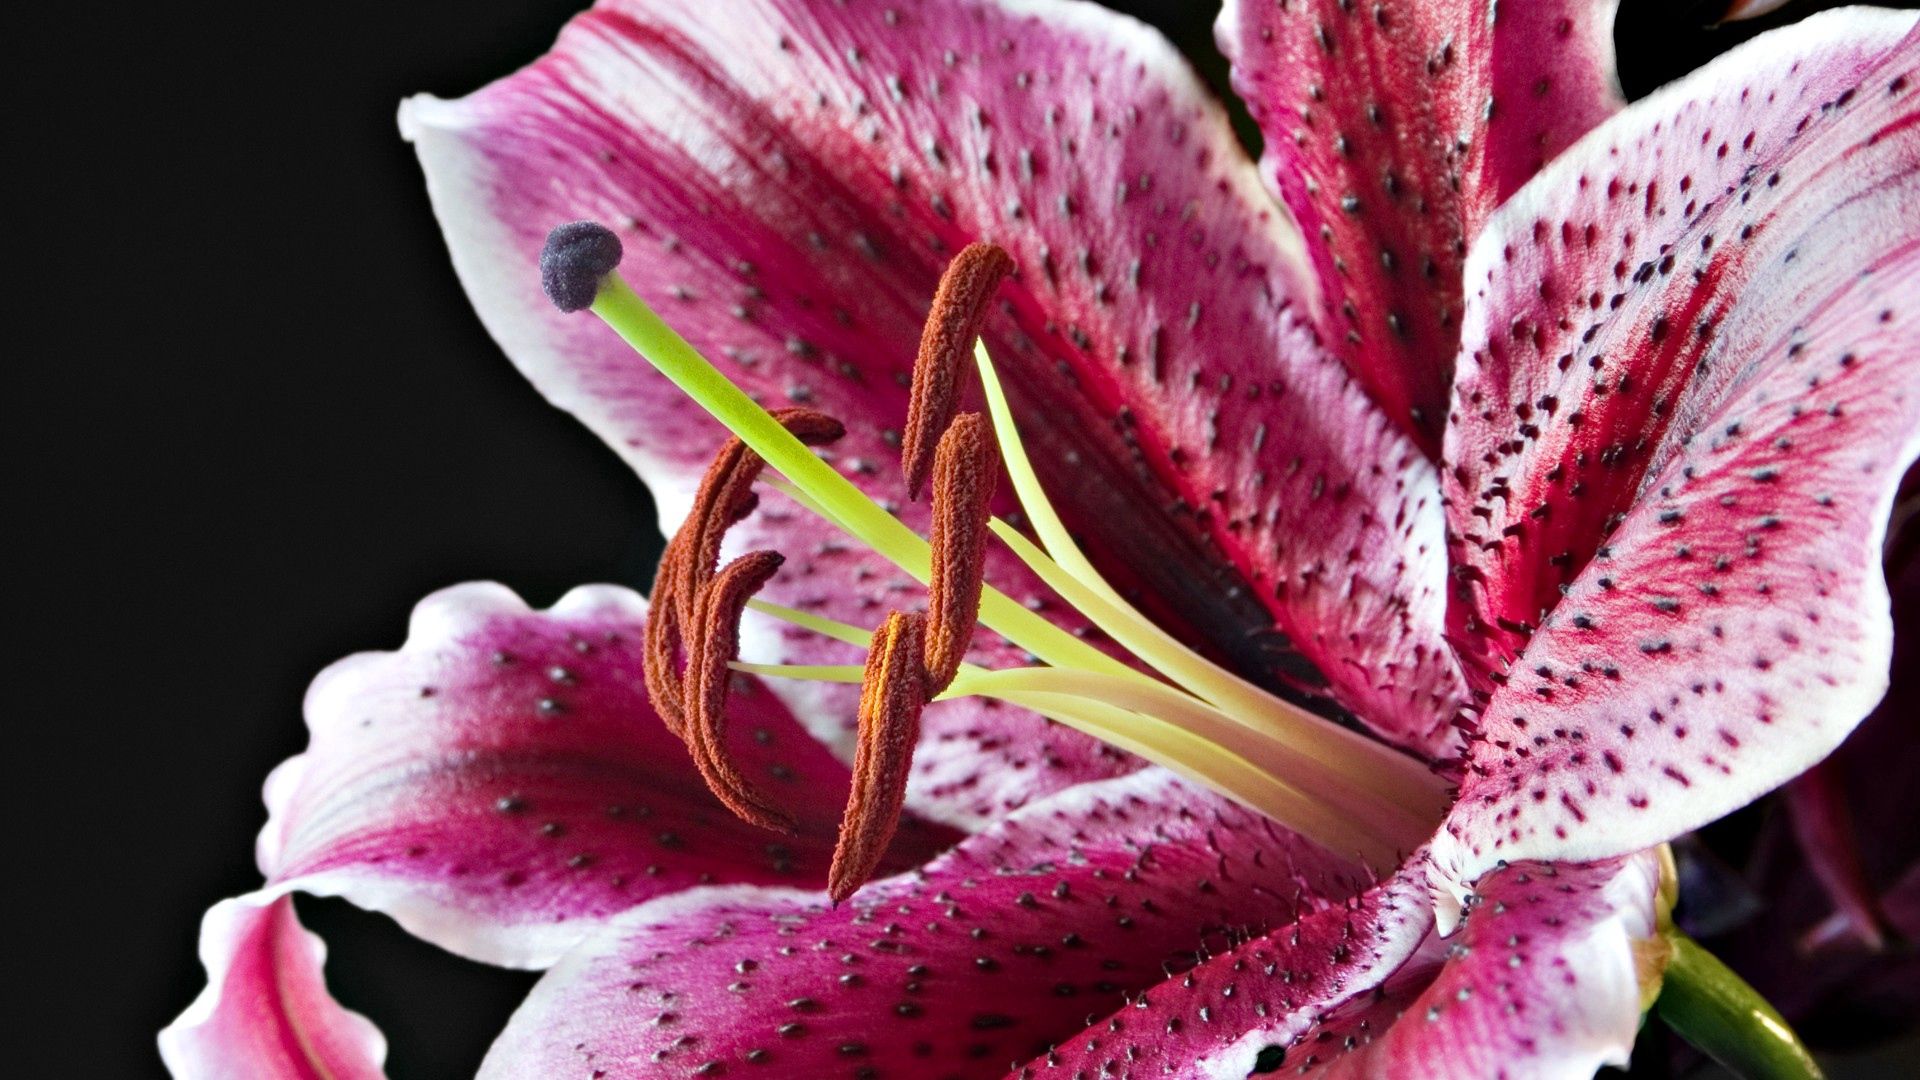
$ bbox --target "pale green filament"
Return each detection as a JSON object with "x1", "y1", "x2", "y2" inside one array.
[
  {"x1": 758, "y1": 466, "x2": 1439, "y2": 832},
  {"x1": 589, "y1": 271, "x2": 1444, "y2": 865},
  {"x1": 972, "y1": 340, "x2": 1131, "y2": 612},
  {"x1": 976, "y1": 341, "x2": 1446, "y2": 807},
  {"x1": 732, "y1": 654, "x2": 1409, "y2": 867}
]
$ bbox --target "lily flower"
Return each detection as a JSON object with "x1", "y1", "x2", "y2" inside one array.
[{"x1": 163, "y1": 1, "x2": 1920, "y2": 1076}]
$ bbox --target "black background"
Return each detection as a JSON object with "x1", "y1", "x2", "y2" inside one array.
[{"x1": 18, "y1": 1, "x2": 1916, "y2": 1075}]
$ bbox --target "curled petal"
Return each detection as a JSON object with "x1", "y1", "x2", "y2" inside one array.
[
  {"x1": 1304, "y1": 855, "x2": 1663, "y2": 1078},
  {"x1": 159, "y1": 893, "x2": 386, "y2": 1080},
  {"x1": 1705, "y1": 556, "x2": 1920, "y2": 1037},
  {"x1": 1437, "y1": 10, "x2": 1920, "y2": 887}
]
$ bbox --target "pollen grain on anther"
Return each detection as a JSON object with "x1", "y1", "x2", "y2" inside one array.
[{"x1": 902, "y1": 242, "x2": 1014, "y2": 498}]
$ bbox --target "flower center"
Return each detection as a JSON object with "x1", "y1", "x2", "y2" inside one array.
[{"x1": 542, "y1": 222, "x2": 1451, "y2": 896}]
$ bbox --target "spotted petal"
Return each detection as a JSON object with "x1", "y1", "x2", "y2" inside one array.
[
  {"x1": 1435, "y1": 10, "x2": 1920, "y2": 888},
  {"x1": 1217, "y1": 0, "x2": 1624, "y2": 455},
  {"x1": 403, "y1": 0, "x2": 1471, "y2": 770},
  {"x1": 158, "y1": 894, "x2": 386, "y2": 1080},
  {"x1": 1026, "y1": 852, "x2": 1661, "y2": 1079},
  {"x1": 256, "y1": 582, "x2": 954, "y2": 970},
  {"x1": 476, "y1": 769, "x2": 1367, "y2": 1076}
]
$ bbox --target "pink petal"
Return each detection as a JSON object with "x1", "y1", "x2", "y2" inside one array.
[
  {"x1": 1216, "y1": 0, "x2": 1625, "y2": 455},
  {"x1": 1437, "y1": 10, "x2": 1920, "y2": 887},
  {"x1": 1303, "y1": 854, "x2": 1660, "y2": 1078},
  {"x1": 261, "y1": 582, "x2": 955, "y2": 969},
  {"x1": 159, "y1": 893, "x2": 386, "y2": 1080},
  {"x1": 403, "y1": 0, "x2": 1469, "y2": 763},
  {"x1": 476, "y1": 769, "x2": 1366, "y2": 1077},
  {"x1": 1028, "y1": 852, "x2": 1660, "y2": 1078},
  {"x1": 1017, "y1": 857, "x2": 1434, "y2": 1076}
]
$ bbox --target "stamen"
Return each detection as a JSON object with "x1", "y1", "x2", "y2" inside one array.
[
  {"x1": 683, "y1": 549, "x2": 797, "y2": 833},
  {"x1": 575, "y1": 252, "x2": 1132, "y2": 682},
  {"x1": 644, "y1": 408, "x2": 843, "y2": 737},
  {"x1": 973, "y1": 343, "x2": 1453, "y2": 823},
  {"x1": 546, "y1": 221, "x2": 1452, "y2": 887},
  {"x1": 829, "y1": 611, "x2": 929, "y2": 903},
  {"x1": 674, "y1": 408, "x2": 844, "y2": 614},
  {"x1": 922, "y1": 412, "x2": 997, "y2": 694},
  {"x1": 901, "y1": 242, "x2": 1013, "y2": 498}
]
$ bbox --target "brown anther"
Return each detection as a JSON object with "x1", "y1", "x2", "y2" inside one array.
[
  {"x1": 684, "y1": 549, "x2": 797, "y2": 834},
  {"x1": 901, "y1": 242, "x2": 1013, "y2": 499},
  {"x1": 828, "y1": 610, "x2": 929, "y2": 903},
  {"x1": 645, "y1": 408, "x2": 844, "y2": 739},
  {"x1": 644, "y1": 534, "x2": 694, "y2": 737},
  {"x1": 676, "y1": 408, "x2": 845, "y2": 623},
  {"x1": 922, "y1": 412, "x2": 998, "y2": 695}
]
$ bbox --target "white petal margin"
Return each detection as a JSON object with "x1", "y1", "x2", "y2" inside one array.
[{"x1": 159, "y1": 891, "x2": 387, "y2": 1080}]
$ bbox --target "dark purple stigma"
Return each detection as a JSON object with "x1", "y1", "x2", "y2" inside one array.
[{"x1": 540, "y1": 221, "x2": 623, "y2": 312}]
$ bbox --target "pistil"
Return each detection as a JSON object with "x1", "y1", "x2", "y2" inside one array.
[{"x1": 540, "y1": 221, "x2": 1452, "y2": 887}]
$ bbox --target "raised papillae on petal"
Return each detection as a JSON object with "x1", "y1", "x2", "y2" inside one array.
[
  {"x1": 405, "y1": 0, "x2": 1471, "y2": 772},
  {"x1": 1436, "y1": 11, "x2": 1920, "y2": 887},
  {"x1": 256, "y1": 583, "x2": 954, "y2": 969},
  {"x1": 1022, "y1": 856, "x2": 1434, "y2": 1078},
  {"x1": 1296, "y1": 856, "x2": 1661, "y2": 1078},
  {"x1": 1217, "y1": 0, "x2": 1624, "y2": 454},
  {"x1": 476, "y1": 771, "x2": 1367, "y2": 1078},
  {"x1": 159, "y1": 895, "x2": 387, "y2": 1080},
  {"x1": 1026, "y1": 852, "x2": 1661, "y2": 1079}
]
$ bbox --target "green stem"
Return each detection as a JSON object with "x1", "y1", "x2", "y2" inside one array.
[{"x1": 1656, "y1": 933, "x2": 1823, "y2": 1080}]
